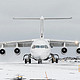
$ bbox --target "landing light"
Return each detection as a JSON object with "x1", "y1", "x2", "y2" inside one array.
[{"x1": 75, "y1": 41, "x2": 79, "y2": 45}]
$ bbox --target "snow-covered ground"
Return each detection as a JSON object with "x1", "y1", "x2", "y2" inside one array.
[{"x1": 0, "y1": 61, "x2": 80, "y2": 80}]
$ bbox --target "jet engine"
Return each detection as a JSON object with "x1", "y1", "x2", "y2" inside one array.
[
  {"x1": 14, "y1": 48, "x2": 20, "y2": 55},
  {"x1": 61, "y1": 47, "x2": 67, "y2": 54},
  {"x1": 0, "y1": 49, "x2": 6, "y2": 55},
  {"x1": 76, "y1": 48, "x2": 80, "y2": 54}
]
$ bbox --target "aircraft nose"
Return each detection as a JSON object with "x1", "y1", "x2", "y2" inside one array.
[{"x1": 31, "y1": 48, "x2": 50, "y2": 60}]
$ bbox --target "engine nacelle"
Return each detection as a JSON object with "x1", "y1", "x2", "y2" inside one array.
[
  {"x1": 61, "y1": 47, "x2": 67, "y2": 54},
  {"x1": 14, "y1": 48, "x2": 20, "y2": 55},
  {"x1": 0, "y1": 49, "x2": 6, "y2": 55},
  {"x1": 76, "y1": 48, "x2": 80, "y2": 54}
]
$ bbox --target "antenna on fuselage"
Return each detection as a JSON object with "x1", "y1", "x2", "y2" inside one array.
[{"x1": 13, "y1": 16, "x2": 72, "y2": 39}]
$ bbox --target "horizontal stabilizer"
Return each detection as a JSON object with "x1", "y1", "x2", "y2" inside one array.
[
  {"x1": 13, "y1": 17, "x2": 40, "y2": 20},
  {"x1": 13, "y1": 17, "x2": 72, "y2": 20},
  {"x1": 44, "y1": 17, "x2": 72, "y2": 20}
]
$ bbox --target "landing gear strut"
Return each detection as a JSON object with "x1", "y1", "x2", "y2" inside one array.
[
  {"x1": 56, "y1": 58, "x2": 58, "y2": 63},
  {"x1": 29, "y1": 59, "x2": 31, "y2": 63},
  {"x1": 25, "y1": 59, "x2": 27, "y2": 64},
  {"x1": 52, "y1": 58, "x2": 54, "y2": 63}
]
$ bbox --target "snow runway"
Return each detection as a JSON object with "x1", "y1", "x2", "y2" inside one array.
[{"x1": 0, "y1": 62, "x2": 80, "y2": 80}]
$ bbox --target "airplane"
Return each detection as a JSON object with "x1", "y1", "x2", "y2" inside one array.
[{"x1": 0, "y1": 16, "x2": 80, "y2": 64}]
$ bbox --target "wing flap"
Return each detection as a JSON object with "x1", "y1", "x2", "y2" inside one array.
[
  {"x1": 49, "y1": 40, "x2": 79, "y2": 48},
  {"x1": 0, "y1": 40, "x2": 33, "y2": 48}
]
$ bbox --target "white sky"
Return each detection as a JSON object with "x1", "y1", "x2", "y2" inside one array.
[{"x1": 0, "y1": 0, "x2": 80, "y2": 61}]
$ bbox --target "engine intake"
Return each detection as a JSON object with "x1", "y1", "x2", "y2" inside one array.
[
  {"x1": 76, "y1": 48, "x2": 80, "y2": 54},
  {"x1": 0, "y1": 49, "x2": 6, "y2": 55},
  {"x1": 14, "y1": 48, "x2": 20, "y2": 55},
  {"x1": 61, "y1": 47, "x2": 67, "y2": 54}
]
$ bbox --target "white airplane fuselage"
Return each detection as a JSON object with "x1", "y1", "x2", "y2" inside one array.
[{"x1": 30, "y1": 39, "x2": 51, "y2": 60}]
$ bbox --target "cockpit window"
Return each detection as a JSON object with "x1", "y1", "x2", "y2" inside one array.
[
  {"x1": 36, "y1": 45, "x2": 40, "y2": 48},
  {"x1": 45, "y1": 45, "x2": 48, "y2": 48},
  {"x1": 32, "y1": 45, "x2": 35, "y2": 49},
  {"x1": 32, "y1": 45, "x2": 48, "y2": 49}
]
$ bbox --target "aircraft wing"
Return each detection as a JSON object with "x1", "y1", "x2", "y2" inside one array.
[
  {"x1": 49, "y1": 39, "x2": 79, "y2": 48},
  {"x1": 0, "y1": 40, "x2": 33, "y2": 47}
]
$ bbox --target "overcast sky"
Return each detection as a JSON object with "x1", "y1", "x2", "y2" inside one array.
[{"x1": 0, "y1": 0, "x2": 80, "y2": 61}]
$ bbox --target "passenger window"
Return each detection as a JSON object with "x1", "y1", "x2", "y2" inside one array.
[
  {"x1": 41, "y1": 45, "x2": 44, "y2": 48},
  {"x1": 45, "y1": 45, "x2": 48, "y2": 49},
  {"x1": 36, "y1": 45, "x2": 39, "y2": 48}
]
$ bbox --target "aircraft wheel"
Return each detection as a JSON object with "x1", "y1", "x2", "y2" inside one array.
[
  {"x1": 38, "y1": 59, "x2": 42, "y2": 64},
  {"x1": 29, "y1": 59, "x2": 31, "y2": 64},
  {"x1": 56, "y1": 58, "x2": 58, "y2": 63},
  {"x1": 25, "y1": 59, "x2": 27, "y2": 64},
  {"x1": 52, "y1": 58, "x2": 54, "y2": 63}
]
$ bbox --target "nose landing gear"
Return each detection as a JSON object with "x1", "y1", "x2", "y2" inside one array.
[{"x1": 38, "y1": 59, "x2": 42, "y2": 64}]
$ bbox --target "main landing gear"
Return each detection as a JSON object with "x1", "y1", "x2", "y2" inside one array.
[
  {"x1": 25, "y1": 58, "x2": 31, "y2": 64},
  {"x1": 51, "y1": 54, "x2": 59, "y2": 63},
  {"x1": 23, "y1": 54, "x2": 31, "y2": 64}
]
